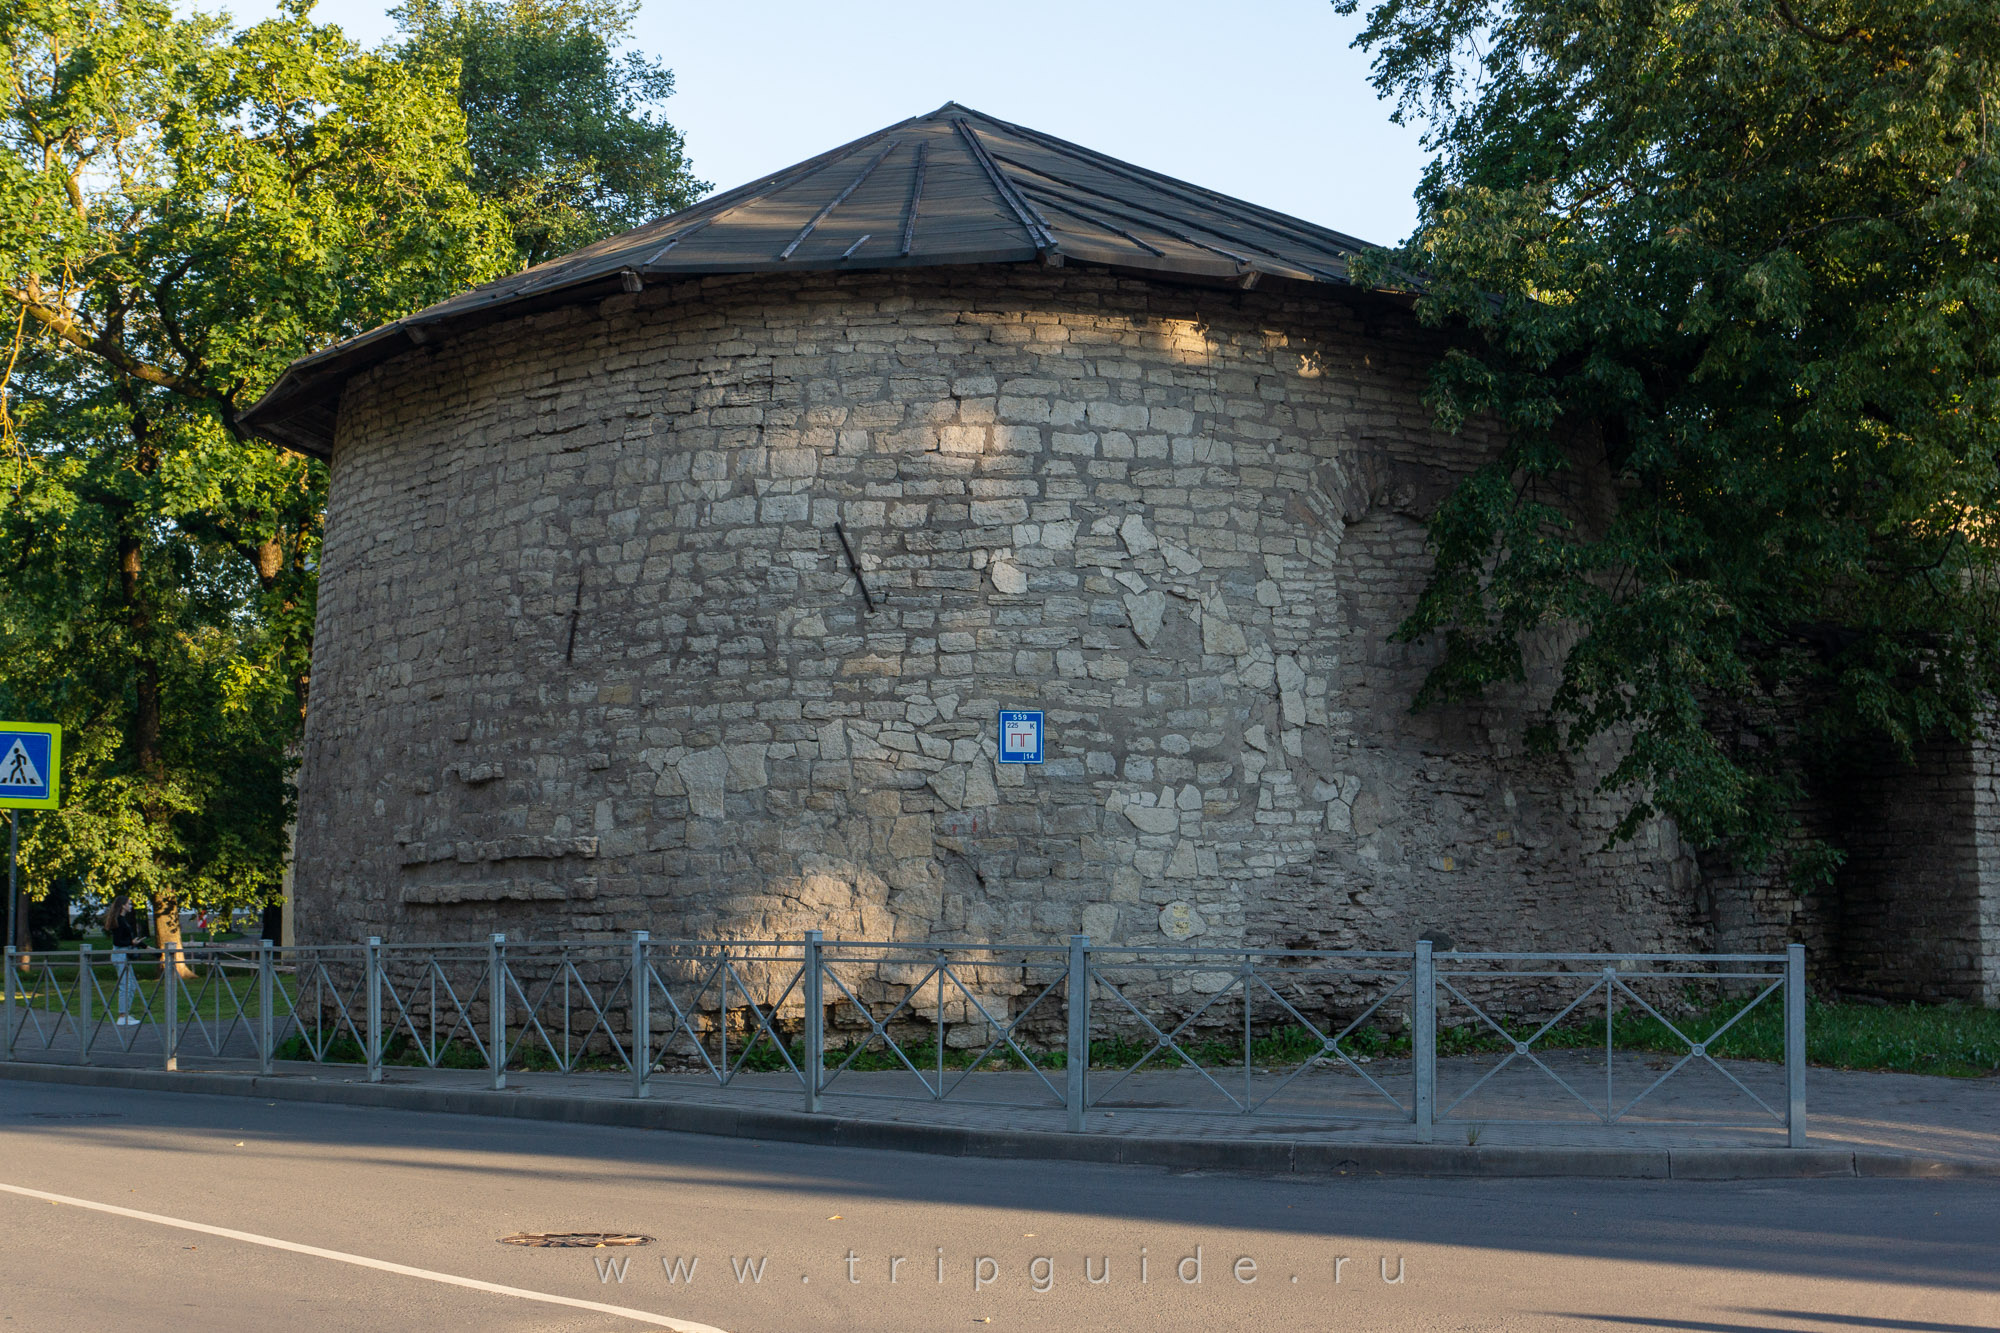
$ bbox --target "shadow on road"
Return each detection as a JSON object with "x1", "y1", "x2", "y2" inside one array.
[{"x1": 1553, "y1": 1315, "x2": 2000, "y2": 1333}]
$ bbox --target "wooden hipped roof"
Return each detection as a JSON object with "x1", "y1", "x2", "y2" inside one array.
[{"x1": 243, "y1": 102, "x2": 1380, "y2": 457}]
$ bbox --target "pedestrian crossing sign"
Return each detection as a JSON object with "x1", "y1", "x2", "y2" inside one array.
[{"x1": 0, "y1": 724, "x2": 60, "y2": 809}]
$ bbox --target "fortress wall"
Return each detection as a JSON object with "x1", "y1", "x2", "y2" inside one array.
[{"x1": 296, "y1": 265, "x2": 1704, "y2": 966}]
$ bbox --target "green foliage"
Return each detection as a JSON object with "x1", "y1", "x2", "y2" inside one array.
[
  {"x1": 0, "y1": 0, "x2": 512, "y2": 921},
  {"x1": 393, "y1": 0, "x2": 706, "y2": 268},
  {"x1": 1337, "y1": 0, "x2": 2000, "y2": 876}
]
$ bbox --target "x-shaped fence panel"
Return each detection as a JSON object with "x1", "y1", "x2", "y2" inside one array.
[
  {"x1": 813, "y1": 943, "x2": 1071, "y2": 1108},
  {"x1": 499, "y1": 945, "x2": 637, "y2": 1076},
  {"x1": 643, "y1": 941, "x2": 808, "y2": 1087},
  {"x1": 171, "y1": 948, "x2": 263, "y2": 1060},
  {"x1": 1428, "y1": 953, "x2": 1794, "y2": 1132},
  {"x1": 377, "y1": 944, "x2": 494, "y2": 1071},
  {"x1": 79, "y1": 950, "x2": 173, "y2": 1061},
  {"x1": 1084, "y1": 948, "x2": 1416, "y2": 1123},
  {"x1": 4, "y1": 950, "x2": 85, "y2": 1055},
  {"x1": 0, "y1": 946, "x2": 255, "y2": 1067},
  {"x1": 278, "y1": 947, "x2": 370, "y2": 1065}
]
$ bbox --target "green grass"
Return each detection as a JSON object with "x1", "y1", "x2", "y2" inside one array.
[
  {"x1": 4, "y1": 961, "x2": 295, "y2": 1024},
  {"x1": 1124, "y1": 999, "x2": 1999, "y2": 1079},
  {"x1": 272, "y1": 1031, "x2": 628, "y2": 1073},
  {"x1": 272, "y1": 1032, "x2": 494, "y2": 1069},
  {"x1": 819, "y1": 998, "x2": 2000, "y2": 1079},
  {"x1": 1673, "y1": 998, "x2": 2000, "y2": 1078},
  {"x1": 1433, "y1": 997, "x2": 2000, "y2": 1078}
]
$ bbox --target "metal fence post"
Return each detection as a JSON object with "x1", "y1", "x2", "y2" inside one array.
[
  {"x1": 1413, "y1": 940, "x2": 1435, "y2": 1142},
  {"x1": 365, "y1": 936, "x2": 383, "y2": 1083},
  {"x1": 1785, "y1": 942, "x2": 1806, "y2": 1148},
  {"x1": 3, "y1": 945, "x2": 15, "y2": 1060},
  {"x1": 1066, "y1": 933, "x2": 1090, "y2": 1133},
  {"x1": 1604, "y1": 964, "x2": 1618, "y2": 1121},
  {"x1": 489, "y1": 933, "x2": 507, "y2": 1091},
  {"x1": 631, "y1": 931, "x2": 650, "y2": 1100},
  {"x1": 802, "y1": 930, "x2": 823, "y2": 1113},
  {"x1": 164, "y1": 944, "x2": 179, "y2": 1072},
  {"x1": 258, "y1": 939, "x2": 275, "y2": 1075},
  {"x1": 77, "y1": 944, "x2": 92, "y2": 1065}
]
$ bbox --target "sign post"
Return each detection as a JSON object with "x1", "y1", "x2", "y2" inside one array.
[{"x1": 0, "y1": 724, "x2": 62, "y2": 957}]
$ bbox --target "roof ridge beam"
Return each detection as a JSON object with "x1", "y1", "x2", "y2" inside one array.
[
  {"x1": 1008, "y1": 166, "x2": 1346, "y2": 283},
  {"x1": 1014, "y1": 179, "x2": 1258, "y2": 271},
  {"x1": 982, "y1": 115, "x2": 1374, "y2": 260},
  {"x1": 898, "y1": 140, "x2": 928, "y2": 257},
  {"x1": 1018, "y1": 192, "x2": 1166, "y2": 257},
  {"x1": 951, "y1": 118, "x2": 1058, "y2": 253}
]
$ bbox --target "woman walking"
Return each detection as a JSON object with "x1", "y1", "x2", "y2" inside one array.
[{"x1": 105, "y1": 893, "x2": 140, "y2": 1026}]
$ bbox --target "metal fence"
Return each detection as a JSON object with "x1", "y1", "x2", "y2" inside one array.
[{"x1": 2, "y1": 936, "x2": 1808, "y2": 1146}]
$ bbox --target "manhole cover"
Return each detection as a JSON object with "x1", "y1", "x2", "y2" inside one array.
[
  {"x1": 28, "y1": 1112, "x2": 123, "y2": 1120},
  {"x1": 498, "y1": 1233, "x2": 653, "y2": 1249}
]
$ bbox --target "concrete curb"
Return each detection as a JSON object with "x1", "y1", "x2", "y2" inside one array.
[{"x1": 5, "y1": 1061, "x2": 1992, "y2": 1181}]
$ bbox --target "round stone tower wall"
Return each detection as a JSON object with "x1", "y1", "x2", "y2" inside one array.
[{"x1": 296, "y1": 265, "x2": 1701, "y2": 953}]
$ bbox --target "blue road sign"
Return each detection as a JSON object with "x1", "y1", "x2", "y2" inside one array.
[
  {"x1": 998, "y1": 710, "x2": 1044, "y2": 765},
  {"x1": 0, "y1": 724, "x2": 60, "y2": 809}
]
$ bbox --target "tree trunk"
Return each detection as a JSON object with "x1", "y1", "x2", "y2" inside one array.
[
  {"x1": 120, "y1": 516, "x2": 192, "y2": 979},
  {"x1": 120, "y1": 533, "x2": 164, "y2": 773},
  {"x1": 148, "y1": 895, "x2": 194, "y2": 978}
]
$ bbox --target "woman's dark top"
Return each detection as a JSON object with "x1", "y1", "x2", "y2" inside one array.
[{"x1": 109, "y1": 908, "x2": 137, "y2": 950}]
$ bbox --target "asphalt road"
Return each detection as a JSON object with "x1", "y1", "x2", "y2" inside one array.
[{"x1": 0, "y1": 1080, "x2": 1993, "y2": 1333}]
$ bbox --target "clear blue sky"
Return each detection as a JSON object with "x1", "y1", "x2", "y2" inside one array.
[{"x1": 208, "y1": 0, "x2": 1431, "y2": 247}]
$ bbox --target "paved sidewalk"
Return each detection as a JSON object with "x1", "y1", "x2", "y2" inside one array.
[{"x1": 4, "y1": 1028, "x2": 1994, "y2": 1177}]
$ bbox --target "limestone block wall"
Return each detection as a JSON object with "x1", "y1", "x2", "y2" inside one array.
[{"x1": 295, "y1": 265, "x2": 1704, "y2": 962}]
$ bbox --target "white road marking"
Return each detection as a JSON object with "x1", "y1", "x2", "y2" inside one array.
[{"x1": 0, "y1": 1180, "x2": 728, "y2": 1332}]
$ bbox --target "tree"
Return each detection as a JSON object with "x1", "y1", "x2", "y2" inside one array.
[
  {"x1": 393, "y1": 0, "x2": 707, "y2": 269},
  {"x1": 1336, "y1": 0, "x2": 2000, "y2": 881},
  {"x1": 0, "y1": 0, "x2": 511, "y2": 955}
]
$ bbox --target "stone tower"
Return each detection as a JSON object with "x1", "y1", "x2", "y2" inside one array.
[{"x1": 248, "y1": 103, "x2": 1850, "y2": 977}]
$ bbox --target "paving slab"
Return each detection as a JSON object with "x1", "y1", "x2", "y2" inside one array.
[
  {"x1": 8, "y1": 1007, "x2": 1996, "y2": 1172},
  {"x1": 3, "y1": 1049, "x2": 1993, "y2": 1179}
]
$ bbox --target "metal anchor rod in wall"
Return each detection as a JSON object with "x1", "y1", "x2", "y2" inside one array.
[{"x1": 833, "y1": 522, "x2": 876, "y2": 613}]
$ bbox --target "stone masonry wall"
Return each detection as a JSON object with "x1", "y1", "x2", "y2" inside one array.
[
  {"x1": 1973, "y1": 737, "x2": 2000, "y2": 1007},
  {"x1": 1829, "y1": 738, "x2": 1999, "y2": 1003},
  {"x1": 1706, "y1": 735, "x2": 2000, "y2": 1004},
  {"x1": 295, "y1": 265, "x2": 1706, "y2": 964}
]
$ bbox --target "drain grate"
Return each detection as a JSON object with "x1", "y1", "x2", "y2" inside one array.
[
  {"x1": 28, "y1": 1112, "x2": 124, "y2": 1120},
  {"x1": 498, "y1": 1232, "x2": 653, "y2": 1249}
]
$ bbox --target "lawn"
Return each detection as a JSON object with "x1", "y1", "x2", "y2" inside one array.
[
  {"x1": 5, "y1": 951, "x2": 296, "y2": 1026},
  {"x1": 685, "y1": 998, "x2": 2000, "y2": 1080}
]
